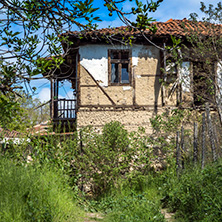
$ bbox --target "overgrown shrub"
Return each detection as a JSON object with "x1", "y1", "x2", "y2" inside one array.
[
  {"x1": 87, "y1": 172, "x2": 165, "y2": 222},
  {"x1": 103, "y1": 192, "x2": 165, "y2": 222},
  {"x1": 2, "y1": 121, "x2": 159, "y2": 197},
  {"x1": 162, "y1": 161, "x2": 222, "y2": 221},
  {"x1": 72, "y1": 121, "x2": 154, "y2": 196},
  {"x1": 0, "y1": 157, "x2": 84, "y2": 221}
]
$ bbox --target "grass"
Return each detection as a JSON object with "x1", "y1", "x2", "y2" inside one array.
[
  {"x1": 87, "y1": 172, "x2": 165, "y2": 222},
  {"x1": 0, "y1": 157, "x2": 84, "y2": 222},
  {"x1": 85, "y1": 161, "x2": 222, "y2": 222},
  {"x1": 2, "y1": 153, "x2": 222, "y2": 222},
  {"x1": 161, "y1": 161, "x2": 222, "y2": 221}
]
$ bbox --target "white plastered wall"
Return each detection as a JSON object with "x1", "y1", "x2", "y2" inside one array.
[{"x1": 79, "y1": 44, "x2": 155, "y2": 87}]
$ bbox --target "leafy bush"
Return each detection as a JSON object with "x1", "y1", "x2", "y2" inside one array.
[
  {"x1": 3, "y1": 121, "x2": 157, "y2": 197},
  {"x1": 162, "y1": 161, "x2": 222, "y2": 221},
  {"x1": 0, "y1": 157, "x2": 84, "y2": 221},
  {"x1": 88, "y1": 173, "x2": 165, "y2": 222},
  {"x1": 103, "y1": 192, "x2": 165, "y2": 222},
  {"x1": 72, "y1": 121, "x2": 154, "y2": 196}
]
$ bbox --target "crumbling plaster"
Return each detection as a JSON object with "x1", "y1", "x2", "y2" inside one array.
[
  {"x1": 79, "y1": 44, "x2": 158, "y2": 87},
  {"x1": 77, "y1": 43, "x2": 163, "y2": 132}
]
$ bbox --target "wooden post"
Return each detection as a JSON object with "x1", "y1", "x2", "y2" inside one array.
[
  {"x1": 50, "y1": 78, "x2": 54, "y2": 119},
  {"x1": 162, "y1": 43, "x2": 166, "y2": 106},
  {"x1": 193, "y1": 122, "x2": 198, "y2": 164},
  {"x1": 176, "y1": 65, "x2": 182, "y2": 106},
  {"x1": 213, "y1": 124, "x2": 220, "y2": 157},
  {"x1": 79, "y1": 130, "x2": 83, "y2": 155},
  {"x1": 181, "y1": 126, "x2": 185, "y2": 169},
  {"x1": 176, "y1": 131, "x2": 181, "y2": 176},
  {"x1": 202, "y1": 112, "x2": 206, "y2": 169},
  {"x1": 205, "y1": 103, "x2": 217, "y2": 162}
]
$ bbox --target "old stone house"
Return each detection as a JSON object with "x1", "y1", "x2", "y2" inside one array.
[{"x1": 46, "y1": 18, "x2": 222, "y2": 133}]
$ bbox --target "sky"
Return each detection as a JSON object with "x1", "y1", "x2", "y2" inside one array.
[{"x1": 34, "y1": 0, "x2": 217, "y2": 102}]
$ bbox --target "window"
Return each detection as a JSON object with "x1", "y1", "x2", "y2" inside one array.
[
  {"x1": 180, "y1": 61, "x2": 191, "y2": 93},
  {"x1": 193, "y1": 61, "x2": 215, "y2": 106},
  {"x1": 108, "y1": 50, "x2": 131, "y2": 85}
]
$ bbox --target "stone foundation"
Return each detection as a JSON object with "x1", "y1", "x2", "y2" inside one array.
[{"x1": 77, "y1": 107, "x2": 174, "y2": 134}]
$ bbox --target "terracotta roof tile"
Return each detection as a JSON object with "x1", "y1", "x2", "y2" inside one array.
[{"x1": 63, "y1": 18, "x2": 222, "y2": 41}]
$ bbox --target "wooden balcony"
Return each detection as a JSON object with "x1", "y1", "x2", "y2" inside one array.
[{"x1": 53, "y1": 98, "x2": 77, "y2": 132}]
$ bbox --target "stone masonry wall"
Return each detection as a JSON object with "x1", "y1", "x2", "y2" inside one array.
[
  {"x1": 77, "y1": 44, "x2": 179, "y2": 133},
  {"x1": 77, "y1": 107, "x2": 171, "y2": 134}
]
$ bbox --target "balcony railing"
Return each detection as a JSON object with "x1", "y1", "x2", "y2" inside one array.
[{"x1": 54, "y1": 98, "x2": 76, "y2": 120}]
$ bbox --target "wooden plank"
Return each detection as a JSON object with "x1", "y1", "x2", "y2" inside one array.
[
  {"x1": 181, "y1": 126, "x2": 185, "y2": 169},
  {"x1": 129, "y1": 50, "x2": 132, "y2": 87},
  {"x1": 77, "y1": 52, "x2": 81, "y2": 108},
  {"x1": 205, "y1": 103, "x2": 217, "y2": 162},
  {"x1": 193, "y1": 122, "x2": 198, "y2": 164},
  {"x1": 80, "y1": 85, "x2": 98, "y2": 87},
  {"x1": 50, "y1": 78, "x2": 54, "y2": 119},
  {"x1": 108, "y1": 50, "x2": 111, "y2": 84},
  {"x1": 176, "y1": 131, "x2": 181, "y2": 176},
  {"x1": 201, "y1": 112, "x2": 206, "y2": 169},
  {"x1": 132, "y1": 67, "x2": 136, "y2": 106},
  {"x1": 161, "y1": 43, "x2": 166, "y2": 106}
]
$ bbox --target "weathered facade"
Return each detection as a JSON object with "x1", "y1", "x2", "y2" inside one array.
[
  {"x1": 77, "y1": 44, "x2": 163, "y2": 133},
  {"x1": 47, "y1": 19, "x2": 222, "y2": 133}
]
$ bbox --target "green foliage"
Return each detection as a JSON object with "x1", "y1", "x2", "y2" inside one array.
[
  {"x1": 18, "y1": 92, "x2": 50, "y2": 125},
  {"x1": 0, "y1": 0, "x2": 164, "y2": 97},
  {"x1": 72, "y1": 121, "x2": 153, "y2": 195},
  {"x1": 0, "y1": 157, "x2": 84, "y2": 222},
  {"x1": 150, "y1": 109, "x2": 187, "y2": 135},
  {"x1": 87, "y1": 172, "x2": 165, "y2": 221},
  {"x1": 103, "y1": 192, "x2": 165, "y2": 222},
  {"x1": 0, "y1": 0, "x2": 164, "y2": 132},
  {"x1": 0, "y1": 93, "x2": 29, "y2": 131},
  {"x1": 0, "y1": 91, "x2": 50, "y2": 131},
  {"x1": 149, "y1": 109, "x2": 193, "y2": 168},
  {"x1": 4, "y1": 121, "x2": 155, "y2": 196},
  {"x1": 162, "y1": 161, "x2": 222, "y2": 221}
]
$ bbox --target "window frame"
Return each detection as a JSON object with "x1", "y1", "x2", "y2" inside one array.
[{"x1": 108, "y1": 49, "x2": 132, "y2": 86}]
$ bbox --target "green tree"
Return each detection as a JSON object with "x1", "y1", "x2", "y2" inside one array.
[
  {"x1": 165, "y1": 2, "x2": 222, "y2": 125},
  {"x1": 0, "y1": 0, "x2": 163, "y2": 130},
  {"x1": 0, "y1": 91, "x2": 50, "y2": 130},
  {"x1": 188, "y1": 2, "x2": 222, "y2": 124},
  {"x1": 18, "y1": 92, "x2": 50, "y2": 125}
]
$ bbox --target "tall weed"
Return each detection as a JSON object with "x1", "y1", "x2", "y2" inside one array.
[
  {"x1": 88, "y1": 172, "x2": 165, "y2": 222},
  {"x1": 162, "y1": 161, "x2": 222, "y2": 221},
  {"x1": 0, "y1": 157, "x2": 84, "y2": 221}
]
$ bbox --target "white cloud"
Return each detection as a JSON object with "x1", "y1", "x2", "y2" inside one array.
[
  {"x1": 150, "y1": 0, "x2": 216, "y2": 22},
  {"x1": 66, "y1": 90, "x2": 75, "y2": 99},
  {"x1": 97, "y1": 17, "x2": 125, "y2": 28},
  {"x1": 96, "y1": 0, "x2": 217, "y2": 28},
  {"x1": 38, "y1": 88, "x2": 50, "y2": 103}
]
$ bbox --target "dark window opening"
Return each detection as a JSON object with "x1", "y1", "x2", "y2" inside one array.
[
  {"x1": 109, "y1": 50, "x2": 131, "y2": 85},
  {"x1": 193, "y1": 62, "x2": 215, "y2": 106}
]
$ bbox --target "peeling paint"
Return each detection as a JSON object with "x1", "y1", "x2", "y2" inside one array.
[
  {"x1": 123, "y1": 86, "x2": 131, "y2": 91},
  {"x1": 79, "y1": 44, "x2": 158, "y2": 87}
]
